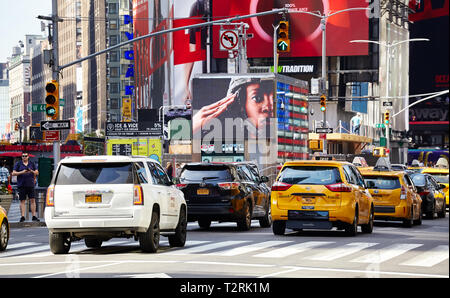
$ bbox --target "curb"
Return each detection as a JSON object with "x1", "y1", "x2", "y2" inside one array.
[{"x1": 10, "y1": 222, "x2": 47, "y2": 229}]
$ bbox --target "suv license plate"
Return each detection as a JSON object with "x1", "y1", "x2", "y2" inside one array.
[
  {"x1": 85, "y1": 194, "x2": 102, "y2": 203},
  {"x1": 197, "y1": 189, "x2": 209, "y2": 195}
]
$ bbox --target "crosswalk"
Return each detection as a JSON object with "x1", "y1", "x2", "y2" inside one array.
[{"x1": 1, "y1": 238, "x2": 448, "y2": 269}]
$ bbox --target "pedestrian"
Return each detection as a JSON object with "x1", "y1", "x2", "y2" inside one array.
[
  {"x1": 12, "y1": 152, "x2": 39, "y2": 222},
  {"x1": 0, "y1": 160, "x2": 10, "y2": 187},
  {"x1": 175, "y1": 163, "x2": 182, "y2": 177},
  {"x1": 166, "y1": 162, "x2": 174, "y2": 181}
]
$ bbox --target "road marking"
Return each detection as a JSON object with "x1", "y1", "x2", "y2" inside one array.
[
  {"x1": 351, "y1": 243, "x2": 423, "y2": 264},
  {"x1": 254, "y1": 241, "x2": 335, "y2": 258},
  {"x1": 165, "y1": 240, "x2": 248, "y2": 255},
  {"x1": 306, "y1": 242, "x2": 379, "y2": 261},
  {"x1": 400, "y1": 245, "x2": 449, "y2": 267},
  {"x1": 2, "y1": 242, "x2": 37, "y2": 250},
  {"x1": 209, "y1": 241, "x2": 289, "y2": 256}
]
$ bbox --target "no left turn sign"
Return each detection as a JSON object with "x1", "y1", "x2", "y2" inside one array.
[{"x1": 220, "y1": 30, "x2": 239, "y2": 51}]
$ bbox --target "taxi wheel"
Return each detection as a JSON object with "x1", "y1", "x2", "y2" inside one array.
[
  {"x1": 438, "y1": 201, "x2": 446, "y2": 218},
  {"x1": 237, "y1": 201, "x2": 252, "y2": 231},
  {"x1": 259, "y1": 202, "x2": 272, "y2": 228},
  {"x1": 49, "y1": 232, "x2": 71, "y2": 254},
  {"x1": 402, "y1": 207, "x2": 414, "y2": 228},
  {"x1": 361, "y1": 207, "x2": 374, "y2": 233},
  {"x1": 345, "y1": 209, "x2": 358, "y2": 236},
  {"x1": 169, "y1": 206, "x2": 187, "y2": 247},
  {"x1": 414, "y1": 208, "x2": 422, "y2": 225},
  {"x1": 0, "y1": 220, "x2": 8, "y2": 251},
  {"x1": 272, "y1": 221, "x2": 286, "y2": 235}
]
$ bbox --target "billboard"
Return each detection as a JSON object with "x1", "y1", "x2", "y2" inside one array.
[
  {"x1": 212, "y1": 0, "x2": 369, "y2": 58},
  {"x1": 107, "y1": 138, "x2": 162, "y2": 163},
  {"x1": 191, "y1": 75, "x2": 276, "y2": 141}
]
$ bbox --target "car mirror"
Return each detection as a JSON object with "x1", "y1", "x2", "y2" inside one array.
[
  {"x1": 439, "y1": 184, "x2": 446, "y2": 190},
  {"x1": 260, "y1": 176, "x2": 269, "y2": 183}
]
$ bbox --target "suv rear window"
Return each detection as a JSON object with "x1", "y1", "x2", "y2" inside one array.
[
  {"x1": 278, "y1": 166, "x2": 342, "y2": 185},
  {"x1": 180, "y1": 165, "x2": 232, "y2": 182},
  {"x1": 56, "y1": 162, "x2": 134, "y2": 185},
  {"x1": 363, "y1": 176, "x2": 401, "y2": 190}
]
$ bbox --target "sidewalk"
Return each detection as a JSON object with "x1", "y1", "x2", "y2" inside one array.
[{"x1": 7, "y1": 199, "x2": 46, "y2": 228}]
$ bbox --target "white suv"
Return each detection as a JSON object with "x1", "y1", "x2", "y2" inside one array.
[{"x1": 45, "y1": 155, "x2": 187, "y2": 254}]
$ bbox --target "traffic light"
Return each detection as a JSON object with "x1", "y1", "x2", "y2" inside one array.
[
  {"x1": 277, "y1": 20, "x2": 290, "y2": 52},
  {"x1": 45, "y1": 80, "x2": 59, "y2": 120},
  {"x1": 320, "y1": 94, "x2": 327, "y2": 112},
  {"x1": 384, "y1": 111, "x2": 390, "y2": 125}
]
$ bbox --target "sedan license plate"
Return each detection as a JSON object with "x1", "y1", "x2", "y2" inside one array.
[
  {"x1": 302, "y1": 197, "x2": 316, "y2": 204},
  {"x1": 85, "y1": 194, "x2": 102, "y2": 203},
  {"x1": 197, "y1": 188, "x2": 209, "y2": 195}
]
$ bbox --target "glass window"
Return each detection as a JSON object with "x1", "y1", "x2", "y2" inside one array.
[
  {"x1": 180, "y1": 165, "x2": 232, "y2": 182},
  {"x1": 154, "y1": 163, "x2": 172, "y2": 185},
  {"x1": 147, "y1": 162, "x2": 161, "y2": 185},
  {"x1": 429, "y1": 173, "x2": 449, "y2": 184},
  {"x1": 411, "y1": 174, "x2": 426, "y2": 187},
  {"x1": 343, "y1": 166, "x2": 357, "y2": 185},
  {"x1": 134, "y1": 162, "x2": 148, "y2": 184},
  {"x1": 277, "y1": 166, "x2": 342, "y2": 185},
  {"x1": 362, "y1": 176, "x2": 401, "y2": 190},
  {"x1": 56, "y1": 163, "x2": 134, "y2": 185}
]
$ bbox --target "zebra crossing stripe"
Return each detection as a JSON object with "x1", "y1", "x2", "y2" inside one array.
[
  {"x1": 306, "y1": 242, "x2": 379, "y2": 261},
  {"x1": 400, "y1": 245, "x2": 449, "y2": 267},
  {"x1": 209, "y1": 241, "x2": 289, "y2": 256},
  {"x1": 254, "y1": 241, "x2": 335, "y2": 258},
  {"x1": 351, "y1": 243, "x2": 423, "y2": 264},
  {"x1": 166, "y1": 240, "x2": 248, "y2": 255}
]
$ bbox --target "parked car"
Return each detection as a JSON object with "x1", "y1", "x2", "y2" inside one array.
[
  {"x1": 360, "y1": 168, "x2": 422, "y2": 227},
  {"x1": 45, "y1": 155, "x2": 187, "y2": 254},
  {"x1": 177, "y1": 162, "x2": 271, "y2": 230},
  {"x1": 271, "y1": 160, "x2": 374, "y2": 236},
  {"x1": 0, "y1": 205, "x2": 9, "y2": 251},
  {"x1": 410, "y1": 173, "x2": 446, "y2": 219}
]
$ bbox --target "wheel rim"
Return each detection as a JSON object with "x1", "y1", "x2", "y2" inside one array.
[{"x1": 0, "y1": 222, "x2": 7, "y2": 247}]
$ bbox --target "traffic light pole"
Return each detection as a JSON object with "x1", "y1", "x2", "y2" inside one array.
[
  {"x1": 321, "y1": 18, "x2": 327, "y2": 154},
  {"x1": 51, "y1": 0, "x2": 60, "y2": 171}
]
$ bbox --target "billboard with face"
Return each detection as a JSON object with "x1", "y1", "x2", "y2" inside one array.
[
  {"x1": 213, "y1": 0, "x2": 369, "y2": 58},
  {"x1": 192, "y1": 75, "x2": 276, "y2": 141}
]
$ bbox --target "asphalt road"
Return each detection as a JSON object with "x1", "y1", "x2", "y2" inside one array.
[{"x1": 0, "y1": 214, "x2": 448, "y2": 279}]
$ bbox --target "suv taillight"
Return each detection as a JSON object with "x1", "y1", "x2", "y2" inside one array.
[
  {"x1": 176, "y1": 183, "x2": 188, "y2": 189},
  {"x1": 133, "y1": 185, "x2": 144, "y2": 205},
  {"x1": 271, "y1": 181, "x2": 292, "y2": 191},
  {"x1": 325, "y1": 183, "x2": 352, "y2": 192},
  {"x1": 46, "y1": 186, "x2": 55, "y2": 207},
  {"x1": 218, "y1": 182, "x2": 240, "y2": 190}
]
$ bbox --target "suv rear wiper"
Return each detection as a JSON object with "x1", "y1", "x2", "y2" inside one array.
[{"x1": 203, "y1": 177, "x2": 219, "y2": 181}]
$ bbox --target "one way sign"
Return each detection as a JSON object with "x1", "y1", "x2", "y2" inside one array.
[{"x1": 40, "y1": 120, "x2": 71, "y2": 131}]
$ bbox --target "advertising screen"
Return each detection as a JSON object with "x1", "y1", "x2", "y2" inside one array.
[
  {"x1": 213, "y1": 0, "x2": 369, "y2": 58},
  {"x1": 191, "y1": 75, "x2": 275, "y2": 141}
]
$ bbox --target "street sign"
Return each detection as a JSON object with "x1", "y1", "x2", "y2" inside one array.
[
  {"x1": 44, "y1": 131, "x2": 60, "y2": 141},
  {"x1": 315, "y1": 127, "x2": 333, "y2": 134},
  {"x1": 32, "y1": 101, "x2": 65, "y2": 112},
  {"x1": 40, "y1": 120, "x2": 71, "y2": 131},
  {"x1": 383, "y1": 101, "x2": 393, "y2": 107},
  {"x1": 105, "y1": 121, "x2": 163, "y2": 137},
  {"x1": 219, "y1": 30, "x2": 239, "y2": 51}
]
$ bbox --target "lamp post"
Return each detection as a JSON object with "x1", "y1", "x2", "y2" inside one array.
[
  {"x1": 287, "y1": 7, "x2": 369, "y2": 154},
  {"x1": 350, "y1": 38, "x2": 429, "y2": 154}
]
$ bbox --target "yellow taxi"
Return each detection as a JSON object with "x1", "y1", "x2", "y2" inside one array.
[
  {"x1": 0, "y1": 205, "x2": 9, "y2": 251},
  {"x1": 271, "y1": 160, "x2": 374, "y2": 236},
  {"x1": 421, "y1": 168, "x2": 449, "y2": 207},
  {"x1": 360, "y1": 168, "x2": 422, "y2": 227}
]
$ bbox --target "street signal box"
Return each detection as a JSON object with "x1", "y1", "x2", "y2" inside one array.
[
  {"x1": 277, "y1": 21, "x2": 290, "y2": 52},
  {"x1": 309, "y1": 139, "x2": 323, "y2": 151},
  {"x1": 45, "y1": 80, "x2": 59, "y2": 120},
  {"x1": 320, "y1": 94, "x2": 327, "y2": 112},
  {"x1": 384, "y1": 111, "x2": 390, "y2": 125},
  {"x1": 373, "y1": 147, "x2": 389, "y2": 157}
]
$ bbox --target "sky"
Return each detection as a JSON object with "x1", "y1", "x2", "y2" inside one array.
[{"x1": 0, "y1": 0, "x2": 52, "y2": 62}]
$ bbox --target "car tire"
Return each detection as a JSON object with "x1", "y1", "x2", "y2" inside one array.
[
  {"x1": 237, "y1": 200, "x2": 252, "y2": 231},
  {"x1": 361, "y1": 207, "x2": 374, "y2": 233},
  {"x1": 402, "y1": 207, "x2": 414, "y2": 228},
  {"x1": 414, "y1": 208, "x2": 422, "y2": 225},
  {"x1": 259, "y1": 201, "x2": 272, "y2": 228},
  {"x1": 345, "y1": 209, "x2": 358, "y2": 236},
  {"x1": 198, "y1": 219, "x2": 211, "y2": 229},
  {"x1": 0, "y1": 220, "x2": 8, "y2": 251},
  {"x1": 426, "y1": 199, "x2": 436, "y2": 219},
  {"x1": 139, "y1": 210, "x2": 160, "y2": 253},
  {"x1": 169, "y1": 206, "x2": 187, "y2": 247},
  {"x1": 84, "y1": 238, "x2": 103, "y2": 249},
  {"x1": 272, "y1": 220, "x2": 286, "y2": 235},
  {"x1": 49, "y1": 232, "x2": 71, "y2": 254},
  {"x1": 438, "y1": 201, "x2": 446, "y2": 218}
]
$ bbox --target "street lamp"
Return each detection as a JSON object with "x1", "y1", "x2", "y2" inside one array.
[
  {"x1": 350, "y1": 38, "x2": 429, "y2": 153},
  {"x1": 284, "y1": 7, "x2": 369, "y2": 154}
]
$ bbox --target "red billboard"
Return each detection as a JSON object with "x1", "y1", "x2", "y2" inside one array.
[{"x1": 213, "y1": 0, "x2": 369, "y2": 58}]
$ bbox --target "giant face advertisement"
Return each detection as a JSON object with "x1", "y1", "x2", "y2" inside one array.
[{"x1": 213, "y1": 0, "x2": 369, "y2": 58}]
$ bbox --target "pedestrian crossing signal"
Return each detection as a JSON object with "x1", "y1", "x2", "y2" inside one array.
[{"x1": 45, "y1": 80, "x2": 59, "y2": 120}]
